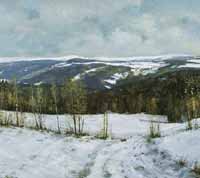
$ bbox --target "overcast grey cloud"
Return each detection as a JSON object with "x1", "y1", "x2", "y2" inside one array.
[{"x1": 0, "y1": 0, "x2": 200, "y2": 58}]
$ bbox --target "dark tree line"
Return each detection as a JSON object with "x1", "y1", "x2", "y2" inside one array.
[
  {"x1": 0, "y1": 80, "x2": 87, "y2": 115},
  {"x1": 88, "y1": 70, "x2": 200, "y2": 122},
  {"x1": 0, "y1": 70, "x2": 200, "y2": 123}
]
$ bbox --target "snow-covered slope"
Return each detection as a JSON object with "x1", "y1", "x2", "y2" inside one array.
[
  {"x1": 0, "y1": 55, "x2": 199, "y2": 90},
  {"x1": 0, "y1": 54, "x2": 192, "y2": 63},
  {"x1": 159, "y1": 129, "x2": 200, "y2": 163},
  {"x1": 0, "y1": 112, "x2": 200, "y2": 178},
  {"x1": 0, "y1": 127, "x2": 102, "y2": 178}
]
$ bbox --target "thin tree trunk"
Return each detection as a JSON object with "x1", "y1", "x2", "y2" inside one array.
[
  {"x1": 105, "y1": 113, "x2": 108, "y2": 138},
  {"x1": 81, "y1": 117, "x2": 84, "y2": 134},
  {"x1": 78, "y1": 115, "x2": 81, "y2": 134},
  {"x1": 56, "y1": 115, "x2": 60, "y2": 133},
  {"x1": 103, "y1": 112, "x2": 108, "y2": 138},
  {"x1": 54, "y1": 91, "x2": 60, "y2": 133},
  {"x1": 16, "y1": 103, "x2": 19, "y2": 126},
  {"x1": 73, "y1": 114, "x2": 77, "y2": 134}
]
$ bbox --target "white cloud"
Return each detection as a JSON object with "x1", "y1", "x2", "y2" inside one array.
[{"x1": 0, "y1": 0, "x2": 199, "y2": 58}]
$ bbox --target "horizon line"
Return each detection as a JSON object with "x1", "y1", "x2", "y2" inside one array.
[{"x1": 0, "y1": 53, "x2": 196, "y2": 62}]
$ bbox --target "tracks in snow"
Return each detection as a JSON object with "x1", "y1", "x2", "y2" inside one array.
[
  {"x1": 75, "y1": 136, "x2": 194, "y2": 178},
  {"x1": 75, "y1": 141, "x2": 114, "y2": 178}
]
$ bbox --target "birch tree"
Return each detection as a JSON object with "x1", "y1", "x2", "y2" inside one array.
[
  {"x1": 51, "y1": 83, "x2": 61, "y2": 133},
  {"x1": 36, "y1": 86, "x2": 44, "y2": 130},
  {"x1": 29, "y1": 85, "x2": 39, "y2": 129},
  {"x1": 12, "y1": 78, "x2": 19, "y2": 126},
  {"x1": 65, "y1": 79, "x2": 87, "y2": 135}
]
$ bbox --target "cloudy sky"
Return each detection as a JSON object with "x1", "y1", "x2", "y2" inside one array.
[{"x1": 0, "y1": 0, "x2": 200, "y2": 58}]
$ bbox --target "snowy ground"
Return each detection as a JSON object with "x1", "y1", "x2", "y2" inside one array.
[{"x1": 0, "y1": 112, "x2": 199, "y2": 178}]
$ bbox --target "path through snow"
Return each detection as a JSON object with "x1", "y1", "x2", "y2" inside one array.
[{"x1": 75, "y1": 136, "x2": 193, "y2": 178}]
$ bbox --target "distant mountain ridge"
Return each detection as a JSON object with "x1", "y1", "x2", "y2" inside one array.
[{"x1": 0, "y1": 55, "x2": 199, "y2": 90}]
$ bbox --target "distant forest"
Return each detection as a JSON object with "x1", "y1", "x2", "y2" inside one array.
[{"x1": 0, "y1": 70, "x2": 200, "y2": 123}]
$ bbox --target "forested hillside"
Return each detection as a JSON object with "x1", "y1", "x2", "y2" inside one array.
[{"x1": 0, "y1": 68, "x2": 200, "y2": 122}]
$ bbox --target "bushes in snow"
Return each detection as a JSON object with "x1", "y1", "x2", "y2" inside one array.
[
  {"x1": 147, "y1": 120, "x2": 161, "y2": 142},
  {"x1": 149, "y1": 121, "x2": 161, "y2": 138},
  {"x1": 186, "y1": 118, "x2": 199, "y2": 131},
  {"x1": 0, "y1": 112, "x2": 12, "y2": 126},
  {"x1": 96, "y1": 112, "x2": 109, "y2": 139},
  {"x1": 176, "y1": 159, "x2": 200, "y2": 177},
  {"x1": 176, "y1": 158, "x2": 187, "y2": 168},
  {"x1": 192, "y1": 161, "x2": 200, "y2": 176},
  {"x1": 0, "y1": 111, "x2": 25, "y2": 127}
]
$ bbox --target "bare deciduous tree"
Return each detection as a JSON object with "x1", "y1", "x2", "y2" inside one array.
[
  {"x1": 36, "y1": 86, "x2": 44, "y2": 130},
  {"x1": 12, "y1": 78, "x2": 19, "y2": 127},
  {"x1": 65, "y1": 79, "x2": 87, "y2": 135},
  {"x1": 51, "y1": 83, "x2": 61, "y2": 133}
]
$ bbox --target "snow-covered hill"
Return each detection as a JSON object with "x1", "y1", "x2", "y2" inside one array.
[
  {"x1": 0, "y1": 54, "x2": 192, "y2": 63},
  {"x1": 0, "y1": 112, "x2": 199, "y2": 178},
  {"x1": 0, "y1": 55, "x2": 199, "y2": 90}
]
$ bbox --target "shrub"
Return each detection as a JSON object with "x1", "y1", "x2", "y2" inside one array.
[
  {"x1": 186, "y1": 118, "x2": 199, "y2": 131},
  {"x1": 4, "y1": 176, "x2": 16, "y2": 178},
  {"x1": 96, "y1": 112, "x2": 109, "y2": 140},
  {"x1": 194, "y1": 119, "x2": 199, "y2": 130},
  {"x1": 147, "y1": 121, "x2": 161, "y2": 142},
  {"x1": 149, "y1": 121, "x2": 161, "y2": 138},
  {"x1": 192, "y1": 161, "x2": 200, "y2": 176},
  {"x1": 0, "y1": 112, "x2": 13, "y2": 127},
  {"x1": 176, "y1": 158, "x2": 187, "y2": 168},
  {"x1": 186, "y1": 117, "x2": 193, "y2": 130}
]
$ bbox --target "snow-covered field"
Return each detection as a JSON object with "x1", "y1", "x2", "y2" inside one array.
[{"x1": 0, "y1": 112, "x2": 199, "y2": 178}]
